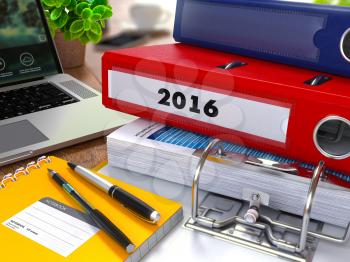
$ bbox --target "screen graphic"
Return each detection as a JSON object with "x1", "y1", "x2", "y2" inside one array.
[{"x1": 0, "y1": 0, "x2": 59, "y2": 86}]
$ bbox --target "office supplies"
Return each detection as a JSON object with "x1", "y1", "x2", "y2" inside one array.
[
  {"x1": 48, "y1": 168, "x2": 135, "y2": 253},
  {"x1": 68, "y1": 162, "x2": 160, "y2": 223},
  {"x1": 99, "y1": 159, "x2": 350, "y2": 262},
  {"x1": 0, "y1": 0, "x2": 136, "y2": 167},
  {"x1": 102, "y1": 43, "x2": 350, "y2": 175},
  {"x1": 173, "y1": 0, "x2": 350, "y2": 77},
  {"x1": 0, "y1": 156, "x2": 183, "y2": 261},
  {"x1": 106, "y1": 118, "x2": 350, "y2": 227}
]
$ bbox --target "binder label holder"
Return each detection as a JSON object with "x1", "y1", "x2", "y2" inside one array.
[{"x1": 184, "y1": 139, "x2": 350, "y2": 261}]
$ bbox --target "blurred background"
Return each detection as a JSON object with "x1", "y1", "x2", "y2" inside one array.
[
  {"x1": 85, "y1": 0, "x2": 177, "y2": 81},
  {"x1": 83, "y1": 0, "x2": 331, "y2": 81}
]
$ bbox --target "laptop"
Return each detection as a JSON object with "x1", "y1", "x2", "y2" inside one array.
[{"x1": 0, "y1": 0, "x2": 136, "y2": 166}]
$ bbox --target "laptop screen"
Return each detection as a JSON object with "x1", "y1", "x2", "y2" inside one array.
[{"x1": 0, "y1": 0, "x2": 61, "y2": 87}]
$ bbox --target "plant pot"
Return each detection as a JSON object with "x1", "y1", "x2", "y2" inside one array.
[{"x1": 54, "y1": 31, "x2": 86, "y2": 69}]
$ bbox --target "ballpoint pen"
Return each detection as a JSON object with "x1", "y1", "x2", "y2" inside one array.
[
  {"x1": 67, "y1": 162, "x2": 161, "y2": 223},
  {"x1": 48, "y1": 168, "x2": 135, "y2": 253}
]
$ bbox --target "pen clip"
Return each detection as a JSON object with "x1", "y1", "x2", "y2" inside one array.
[{"x1": 121, "y1": 204, "x2": 158, "y2": 224}]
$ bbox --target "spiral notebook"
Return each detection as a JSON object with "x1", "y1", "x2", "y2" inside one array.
[{"x1": 0, "y1": 156, "x2": 183, "y2": 261}]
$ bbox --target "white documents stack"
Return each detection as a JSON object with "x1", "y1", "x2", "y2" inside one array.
[{"x1": 107, "y1": 118, "x2": 350, "y2": 227}]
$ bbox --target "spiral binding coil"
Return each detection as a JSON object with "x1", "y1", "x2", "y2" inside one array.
[{"x1": 0, "y1": 156, "x2": 51, "y2": 189}]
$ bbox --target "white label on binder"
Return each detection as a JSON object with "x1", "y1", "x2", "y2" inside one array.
[
  {"x1": 108, "y1": 70, "x2": 290, "y2": 143},
  {"x1": 2, "y1": 198, "x2": 99, "y2": 257}
]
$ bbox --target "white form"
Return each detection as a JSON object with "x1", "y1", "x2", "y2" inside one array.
[{"x1": 2, "y1": 197, "x2": 99, "y2": 257}]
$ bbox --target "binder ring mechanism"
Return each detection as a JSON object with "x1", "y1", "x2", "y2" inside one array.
[
  {"x1": 185, "y1": 139, "x2": 350, "y2": 262},
  {"x1": 1, "y1": 156, "x2": 51, "y2": 189}
]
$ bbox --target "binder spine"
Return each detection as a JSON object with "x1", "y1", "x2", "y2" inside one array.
[
  {"x1": 173, "y1": 0, "x2": 350, "y2": 77},
  {"x1": 1, "y1": 156, "x2": 51, "y2": 189}
]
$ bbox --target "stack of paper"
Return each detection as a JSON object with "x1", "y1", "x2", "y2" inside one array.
[{"x1": 107, "y1": 118, "x2": 350, "y2": 227}]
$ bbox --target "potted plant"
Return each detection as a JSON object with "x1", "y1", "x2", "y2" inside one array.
[{"x1": 41, "y1": 0, "x2": 112, "y2": 69}]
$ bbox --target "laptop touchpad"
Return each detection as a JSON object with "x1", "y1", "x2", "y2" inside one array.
[{"x1": 0, "y1": 120, "x2": 49, "y2": 154}]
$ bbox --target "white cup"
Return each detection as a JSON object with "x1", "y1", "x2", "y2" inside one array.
[{"x1": 130, "y1": 4, "x2": 171, "y2": 30}]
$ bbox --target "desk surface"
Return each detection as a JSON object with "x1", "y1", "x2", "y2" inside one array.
[{"x1": 0, "y1": 66, "x2": 107, "y2": 178}]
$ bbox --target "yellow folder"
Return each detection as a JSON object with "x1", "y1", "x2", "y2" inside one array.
[{"x1": 0, "y1": 156, "x2": 182, "y2": 261}]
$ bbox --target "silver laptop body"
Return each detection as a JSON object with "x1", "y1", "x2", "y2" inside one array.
[{"x1": 0, "y1": 0, "x2": 135, "y2": 166}]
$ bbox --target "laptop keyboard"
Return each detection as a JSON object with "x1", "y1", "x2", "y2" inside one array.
[{"x1": 0, "y1": 83, "x2": 79, "y2": 121}]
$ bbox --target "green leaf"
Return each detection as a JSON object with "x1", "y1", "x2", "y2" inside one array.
[
  {"x1": 63, "y1": 17, "x2": 73, "y2": 32},
  {"x1": 92, "y1": 5, "x2": 107, "y2": 15},
  {"x1": 80, "y1": 32, "x2": 90, "y2": 44},
  {"x1": 63, "y1": 0, "x2": 71, "y2": 6},
  {"x1": 101, "y1": 8, "x2": 112, "y2": 19},
  {"x1": 70, "y1": 19, "x2": 84, "y2": 33},
  {"x1": 44, "y1": 9, "x2": 51, "y2": 18},
  {"x1": 82, "y1": 8, "x2": 93, "y2": 19},
  {"x1": 67, "y1": 0, "x2": 76, "y2": 11},
  {"x1": 90, "y1": 21, "x2": 102, "y2": 35},
  {"x1": 90, "y1": 13, "x2": 102, "y2": 20},
  {"x1": 93, "y1": 5, "x2": 112, "y2": 19},
  {"x1": 68, "y1": 10, "x2": 77, "y2": 17},
  {"x1": 42, "y1": 2, "x2": 53, "y2": 10},
  {"x1": 50, "y1": 7, "x2": 63, "y2": 21},
  {"x1": 87, "y1": 30, "x2": 102, "y2": 44},
  {"x1": 338, "y1": 0, "x2": 350, "y2": 5},
  {"x1": 42, "y1": 0, "x2": 111, "y2": 44},
  {"x1": 54, "y1": 0, "x2": 64, "y2": 8},
  {"x1": 313, "y1": 0, "x2": 333, "y2": 4},
  {"x1": 42, "y1": 0, "x2": 57, "y2": 7},
  {"x1": 70, "y1": 30, "x2": 85, "y2": 40},
  {"x1": 54, "y1": 11, "x2": 69, "y2": 28},
  {"x1": 83, "y1": 20, "x2": 91, "y2": 31},
  {"x1": 90, "y1": 0, "x2": 108, "y2": 9},
  {"x1": 100, "y1": 20, "x2": 105, "y2": 28},
  {"x1": 75, "y1": 2, "x2": 90, "y2": 16}
]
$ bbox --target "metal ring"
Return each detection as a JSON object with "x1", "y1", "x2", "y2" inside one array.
[
  {"x1": 340, "y1": 27, "x2": 350, "y2": 63},
  {"x1": 1, "y1": 156, "x2": 51, "y2": 189},
  {"x1": 13, "y1": 167, "x2": 29, "y2": 180},
  {"x1": 216, "y1": 144, "x2": 226, "y2": 157},
  {"x1": 191, "y1": 138, "x2": 223, "y2": 221},
  {"x1": 297, "y1": 161, "x2": 325, "y2": 252},
  {"x1": 26, "y1": 161, "x2": 39, "y2": 173},
  {"x1": 313, "y1": 115, "x2": 350, "y2": 160},
  {"x1": 1, "y1": 174, "x2": 15, "y2": 188},
  {"x1": 36, "y1": 156, "x2": 51, "y2": 167},
  {"x1": 3, "y1": 173, "x2": 14, "y2": 180}
]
